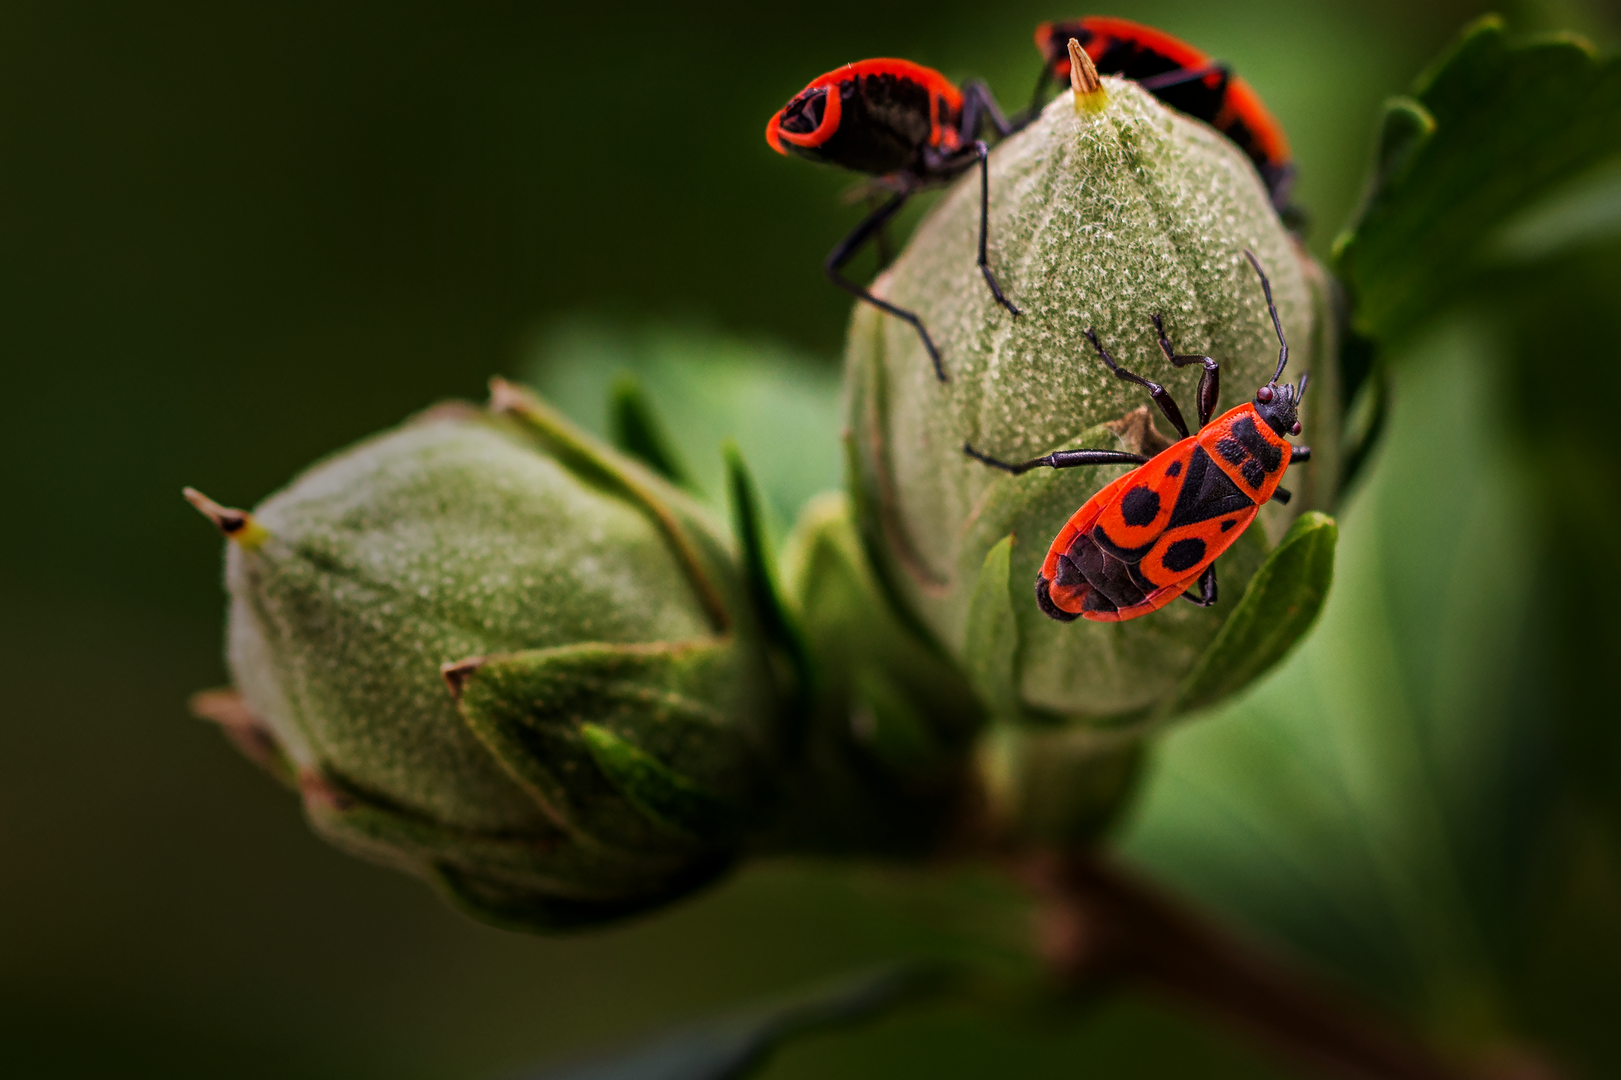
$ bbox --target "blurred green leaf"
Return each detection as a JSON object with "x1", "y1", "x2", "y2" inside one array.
[
  {"x1": 524, "y1": 321, "x2": 842, "y2": 541},
  {"x1": 1166, "y1": 511, "x2": 1337, "y2": 719},
  {"x1": 1334, "y1": 16, "x2": 1621, "y2": 341},
  {"x1": 522, "y1": 964, "x2": 943, "y2": 1080}
]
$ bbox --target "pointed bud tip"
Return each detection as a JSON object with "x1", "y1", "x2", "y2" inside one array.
[
  {"x1": 1068, "y1": 39, "x2": 1108, "y2": 113},
  {"x1": 487, "y1": 376, "x2": 529, "y2": 416},
  {"x1": 441, "y1": 656, "x2": 487, "y2": 699},
  {"x1": 182, "y1": 487, "x2": 269, "y2": 551}
]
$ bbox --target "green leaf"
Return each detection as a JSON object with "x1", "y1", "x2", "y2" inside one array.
[
  {"x1": 577, "y1": 722, "x2": 736, "y2": 841},
  {"x1": 1334, "y1": 16, "x2": 1621, "y2": 341},
  {"x1": 1165, "y1": 511, "x2": 1337, "y2": 718},
  {"x1": 521, "y1": 964, "x2": 944, "y2": 1080},
  {"x1": 962, "y1": 536, "x2": 1020, "y2": 723},
  {"x1": 608, "y1": 374, "x2": 696, "y2": 489}
]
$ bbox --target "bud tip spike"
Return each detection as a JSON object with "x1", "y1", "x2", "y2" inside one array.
[
  {"x1": 1069, "y1": 39, "x2": 1108, "y2": 113},
  {"x1": 182, "y1": 487, "x2": 269, "y2": 551}
]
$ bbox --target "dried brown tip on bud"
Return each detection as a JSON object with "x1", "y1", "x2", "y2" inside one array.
[
  {"x1": 487, "y1": 376, "x2": 530, "y2": 416},
  {"x1": 191, "y1": 687, "x2": 295, "y2": 787},
  {"x1": 182, "y1": 487, "x2": 269, "y2": 551},
  {"x1": 1069, "y1": 38, "x2": 1108, "y2": 113},
  {"x1": 441, "y1": 656, "x2": 487, "y2": 699}
]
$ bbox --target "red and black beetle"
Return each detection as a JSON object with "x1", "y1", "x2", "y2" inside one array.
[
  {"x1": 1031, "y1": 17, "x2": 1297, "y2": 221},
  {"x1": 964, "y1": 251, "x2": 1310, "y2": 622},
  {"x1": 767, "y1": 59, "x2": 1020, "y2": 382}
]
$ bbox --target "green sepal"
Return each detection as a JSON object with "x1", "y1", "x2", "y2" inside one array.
[
  {"x1": 976, "y1": 723, "x2": 1144, "y2": 846},
  {"x1": 962, "y1": 536, "x2": 1020, "y2": 723},
  {"x1": 1334, "y1": 16, "x2": 1621, "y2": 342},
  {"x1": 724, "y1": 442, "x2": 810, "y2": 720},
  {"x1": 450, "y1": 640, "x2": 766, "y2": 851},
  {"x1": 577, "y1": 722, "x2": 736, "y2": 842},
  {"x1": 493, "y1": 380, "x2": 733, "y2": 633},
  {"x1": 607, "y1": 373, "x2": 696, "y2": 490},
  {"x1": 295, "y1": 769, "x2": 710, "y2": 927},
  {"x1": 1166, "y1": 510, "x2": 1339, "y2": 718}
]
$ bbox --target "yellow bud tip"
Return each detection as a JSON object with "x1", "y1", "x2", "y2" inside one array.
[
  {"x1": 1069, "y1": 39, "x2": 1108, "y2": 113},
  {"x1": 487, "y1": 376, "x2": 534, "y2": 417},
  {"x1": 182, "y1": 486, "x2": 269, "y2": 551}
]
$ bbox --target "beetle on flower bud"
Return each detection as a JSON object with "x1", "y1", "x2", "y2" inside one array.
[{"x1": 966, "y1": 251, "x2": 1312, "y2": 622}]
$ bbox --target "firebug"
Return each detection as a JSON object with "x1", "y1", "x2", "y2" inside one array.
[
  {"x1": 767, "y1": 59, "x2": 1021, "y2": 382},
  {"x1": 964, "y1": 250, "x2": 1311, "y2": 622}
]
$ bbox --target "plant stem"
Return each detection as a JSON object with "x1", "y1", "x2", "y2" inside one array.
[{"x1": 1018, "y1": 848, "x2": 1504, "y2": 1080}]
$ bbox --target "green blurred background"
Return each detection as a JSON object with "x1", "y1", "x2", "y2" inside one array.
[{"x1": 5, "y1": 1, "x2": 1619, "y2": 1077}]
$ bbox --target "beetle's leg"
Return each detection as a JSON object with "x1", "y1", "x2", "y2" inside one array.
[
  {"x1": 1290, "y1": 445, "x2": 1312, "y2": 464},
  {"x1": 1151, "y1": 314, "x2": 1220, "y2": 429},
  {"x1": 926, "y1": 141, "x2": 1021, "y2": 319},
  {"x1": 825, "y1": 191, "x2": 949, "y2": 382},
  {"x1": 964, "y1": 443, "x2": 1147, "y2": 476},
  {"x1": 960, "y1": 79, "x2": 1019, "y2": 139},
  {"x1": 1270, "y1": 486, "x2": 1292, "y2": 505},
  {"x1": 1137, "y1": 62, "x2": 1231, "y2": 94},
  {"x1": 1083, "y1": 328, "x2": 1192, "y2": 438},
  {"x1": 1180, "y1": 563, "x2": 1218, "y2": 607}
]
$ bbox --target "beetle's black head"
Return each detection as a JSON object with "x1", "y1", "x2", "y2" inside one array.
[{"x1": 1253, "y1": 374, "x2": 1307, "y2": 437}]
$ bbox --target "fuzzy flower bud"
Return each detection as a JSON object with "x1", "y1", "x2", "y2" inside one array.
[
  {"x1": 190, "y1": 387, "x2": 779, "y2": 930},
  {"x1": 846, "y1": 79, "x2": 1339, "y2": 736}
]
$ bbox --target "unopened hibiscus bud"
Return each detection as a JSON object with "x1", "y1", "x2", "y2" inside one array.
[
  {"x1": 189, "y1": 388, "x2": 780, "y2": 929},
  {"x1": 846, "y1": 77, "x2": 1339, "y2": 734}
]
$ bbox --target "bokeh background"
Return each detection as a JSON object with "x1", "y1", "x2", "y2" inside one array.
[{"x1": 5, "y1": 1, "x2": 1619, "y2": 1077}]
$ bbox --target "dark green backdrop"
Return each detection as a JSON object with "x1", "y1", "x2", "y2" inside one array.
[{"x1": 3, "y1": 2, "x2": 1610, "y2": 1077}]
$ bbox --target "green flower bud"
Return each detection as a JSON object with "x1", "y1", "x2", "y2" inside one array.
[
  {"x1": 846, "y1": 80, "x2": 1340, "y2": 728},
  {"x1": 189, "y1": 386, "x2": 778, "y2": 930}
]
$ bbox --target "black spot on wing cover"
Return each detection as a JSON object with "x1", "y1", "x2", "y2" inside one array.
[
  {"x1": 1120, "y1": 485, "x2": 1161, "y2": 527},
  {"x1": 1231, "y1": 414, "x2": 1284, "y2": 472},
  {"x1": 1167, "y1": 446, "x2": 1254, "y2": 529},
  {"x1": 1162, "y1": 537, "x2": 1207, "y2": 573}
]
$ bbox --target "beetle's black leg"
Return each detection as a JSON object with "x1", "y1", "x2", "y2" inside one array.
[
  {"x1": 1290, "y1": 446, "x2": 1312, "y2": 465},
  {"x1": 825, "y1": 191, "x2": 949, "y2": 382},
  {"x1": 1151, "y1": 314, "x2": 1220, "y2": 429},
  {"x1": 1180, "y1": 563, "x2": 1218, "y2": 607},
  {"x1": 964, "y1": 442, "x2": 1147, "y2": 476},
  {"x1": 923, "y1": 141, "x2": 1021, "y2": 319},
  {"x1": 960, "y1": 79, "x2": 1018, "y2": 139},
  {"x1": 970, "y1": 142, "x2": 1020, "y2": 317},
  {"x1": 1137, "y1": 62, "x2": 1231, "y2": 94},
  {"x1": 1270, "y1": 486, "x2": 1292, "y2": 505},
  {"x1": 1083, "y1": 328, "x2": 1191, "y2": 438}
]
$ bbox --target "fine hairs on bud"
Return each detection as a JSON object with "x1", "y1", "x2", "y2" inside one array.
[{"x1": 1069, "y1": 38, "x2": 1109, "y2": 114}]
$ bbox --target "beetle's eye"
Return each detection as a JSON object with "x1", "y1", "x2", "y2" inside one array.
[
  {"x1": 1256, "y1": 385, "x2": 1274, "y2": 403},
  {"x1": 1290, "y1": 421, "x2": 1302, "y2": 435}
]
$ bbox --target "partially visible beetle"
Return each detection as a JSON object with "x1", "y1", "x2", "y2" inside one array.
[
  {"x1": 965, "y1": 250, "x2": 1310, "y2": 622},
  {"x1": 767, "y1": 58, "x2": 1022, "y2": 382},
  {"x1": 1030, "y1": 17, "x2": 1299, "y2": 222}
]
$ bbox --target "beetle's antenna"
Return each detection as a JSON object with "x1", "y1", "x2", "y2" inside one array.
[
  {"x1": 1069, "y1": 39, "x2": 1109, "y2": 113},
  {"x1": 1243, "y1": 249, "x2": 1289, "y2": 383},
  {"x1": 1296, "y1": 371, "x2": 1310, "y2": 402}
]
